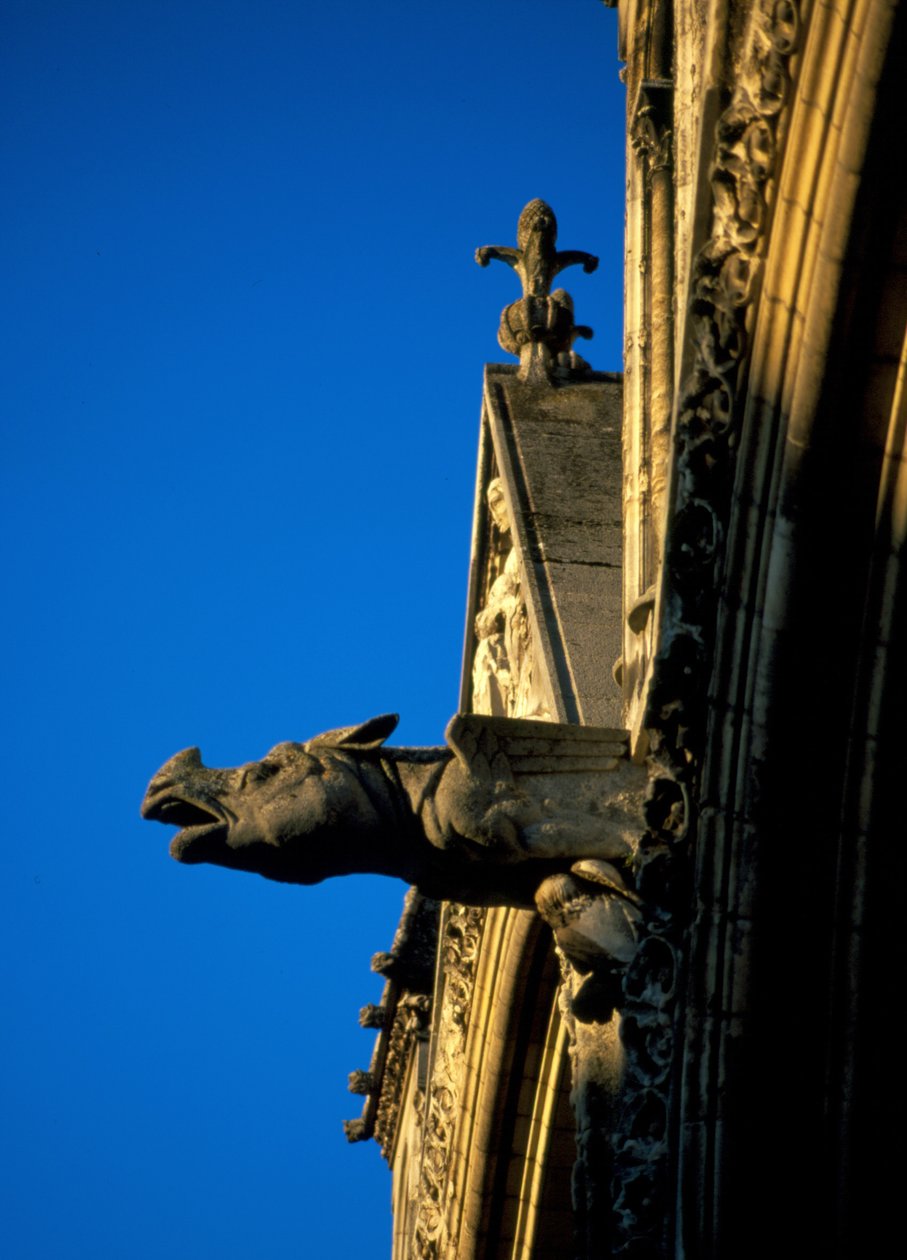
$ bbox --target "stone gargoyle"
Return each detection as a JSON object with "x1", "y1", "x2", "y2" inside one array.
[{"x1": 142, "y1": 713, "x2": 648, "y2": 977}]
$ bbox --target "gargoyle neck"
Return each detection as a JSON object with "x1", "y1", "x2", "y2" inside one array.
[{"x1": 324, "y1": 748, "x2": 449, "y2": 884}]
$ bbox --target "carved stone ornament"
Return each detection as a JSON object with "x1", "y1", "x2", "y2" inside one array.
[
  {"x1": 476, "y1": 199, "x2": 598, "y2": 383},
  {"x1": 347, "y1": 1069, "x2": 374, "y2": 1096},
  {"x1": 341, "y1": 1117, "x2": 368, "y2": 1143},
  {"x1": 371, "y1": 998, "x2": 430, "y2": 1156},
  {"x1": 370, "y1": 995, "x2": 431, "y2": 1157},
  {"x1": 631, "y1": 81, "x2": 673, "y2": 173},
  {"x1": 624, "y1": 5, "x2": 803, "y2": 1255},
  {"x1": 412, "y1": 902, "x2": 485, "y2": 1259},
  {"x1": 650, "y1": 0, "x2": 802, "y2": 759},
  {"x1": 346, "y1": 890, "x2": 439, "y2": 1157},
  {"x1": 142, "y1": 713, "x2": 649, "y2": 973},
  {"x1": 359, "y1": 1003, "x2": 387, "y2": 1030}
]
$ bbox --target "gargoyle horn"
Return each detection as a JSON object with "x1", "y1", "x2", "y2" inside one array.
[{"x1": 305, "y1": 713, "x2": 400, "y2": 751}]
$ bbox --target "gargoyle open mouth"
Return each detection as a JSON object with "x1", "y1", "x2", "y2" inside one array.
[{"x1": 141, "y1": 790, "x2": 226, "y2": 862}]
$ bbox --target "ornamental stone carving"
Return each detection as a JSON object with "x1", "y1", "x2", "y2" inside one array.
[
  {"x1": 347, "y1": 1069, "x2": 374, "y2": 1096},
  {"x1": 650, "y1": 0, "x2": 803, "y2": 759},
  {"x1": 476, "y1": 199, "x2": 598, "y2": 382},
  {"x1": 345, "y1": 890, "x2": 439, "y2": 1157},
  {"x1": 631, "y1": 81, "x2": 673, "y2": 173},
  {"x1": 412, "y1": 902, "x2": 485, "y2": 1259},
  {"x1": 625, "y1": 4, "x2": 803, "y2": 1254}
]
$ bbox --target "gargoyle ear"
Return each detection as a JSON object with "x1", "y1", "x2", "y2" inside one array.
[{"x1": 307, "y1": 713, "x2": 400, "y2": 751}]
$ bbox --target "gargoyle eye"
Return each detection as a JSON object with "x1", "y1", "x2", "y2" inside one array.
[{"x1": 238, "y1": 760, "x2": 282, "y2": 787}]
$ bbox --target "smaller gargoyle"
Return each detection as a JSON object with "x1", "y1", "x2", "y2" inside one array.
[
  {"x1": 142, "y1": 713, "x2": 648, "y2": 979},
  {"x1": 476, "y1": 199, "x2": 598, "y2": 382}
]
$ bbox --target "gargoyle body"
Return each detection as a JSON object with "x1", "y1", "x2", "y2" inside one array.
[{"x1": 142, "y1": 713, "x2": 648, "y2": 971}]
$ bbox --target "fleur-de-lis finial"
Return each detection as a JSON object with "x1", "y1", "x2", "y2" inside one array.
[{"x1": 476, "y1": 200, "x2": 598, "y2": 383}]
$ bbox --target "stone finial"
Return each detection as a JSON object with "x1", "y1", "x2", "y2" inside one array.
[{"x1": 476, "y1": 199, "x2": 598, "y2": 383}]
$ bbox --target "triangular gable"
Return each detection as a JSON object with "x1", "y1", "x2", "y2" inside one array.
[{"x1": 460, "y1": 364, "x2": 623, "y2": 727}]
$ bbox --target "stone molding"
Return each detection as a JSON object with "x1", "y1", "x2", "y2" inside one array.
[
  {"x1": 412, "y1": 903, "x2": 486, "y2": 1259},
  {"x1": 372, "y1": 994, "x2": 432, "y2": 1160},
  {"x1": 664, "y1": 1, "x2": 907, "y2": 1250},
  {"x1": 618, "y1": 1, "x2": 806, "y2": 1253},
  {"x1": 622, "y1": 74, "x2": 676, "y2": 744},
  {"x1": 649, "y1": 0, "x2": 803, "y2": 758}
]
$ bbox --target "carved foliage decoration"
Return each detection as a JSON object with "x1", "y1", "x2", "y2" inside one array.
[
  {"x1": 611, "y1": 934, "x2": 679, "y2": 1254},
  {"x1": 621, "y1": 3, "x2": 803, "y2": 1255},
  {"x1": 649, "y1": 0, "x2": 803, "y2": 758},
  {"x1": 412, "y1": 903, "x2": 485, "y2": 1259},
  {"x1": 372, "y1": 995, "x2": 432, "y2": 1159},
  {"x1": 631, "y1": 81, "x2": 673, "y2": 174}
]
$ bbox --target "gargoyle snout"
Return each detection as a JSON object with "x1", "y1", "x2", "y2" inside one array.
[{"x1": 141, "y1": 746, "x2": 205, "y2": 818}]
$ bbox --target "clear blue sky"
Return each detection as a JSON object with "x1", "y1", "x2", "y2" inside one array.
[{"x1": 2, "y1": 3, "x2": 625, "y2": 1256}]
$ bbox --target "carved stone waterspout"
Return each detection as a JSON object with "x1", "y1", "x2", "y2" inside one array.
[{"x1": 142, "y1": 713, "x2": 647, "y2": 976}]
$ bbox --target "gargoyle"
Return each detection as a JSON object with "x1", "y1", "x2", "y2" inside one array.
[{"x1": 142, "y1": 713, "x2": 647, "y2": 974}]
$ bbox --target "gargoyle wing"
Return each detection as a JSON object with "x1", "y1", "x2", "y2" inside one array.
[{"x1": 445, "y1": 714, "x2": 631, "y2": 780}]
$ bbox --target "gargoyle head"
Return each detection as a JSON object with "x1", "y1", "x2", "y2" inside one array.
[{"x1": 141, "y1": 715, "x2": 402, "y2": 885}]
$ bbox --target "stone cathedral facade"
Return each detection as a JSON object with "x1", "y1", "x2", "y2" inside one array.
[
  {"x1": 144, "y1": 1, "x2": 906, "y2": 1255},
  {"x1": 343, "y1": 2, "x2": 907, "y2": 1255}
]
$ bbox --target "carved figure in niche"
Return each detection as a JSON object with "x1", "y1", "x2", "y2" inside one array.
[
  {"x1": 472, "y1": 478, "x2": 518, "y2": 717},
  {"x1": 509, "y1": 592, "x2": 550, "y2": 721},
  {"x1": 471, "y1": 478, "x2": 551, "y2": 721},
  {"x1": 143, "y1": 712, "x2": 646, "y2": 979}
]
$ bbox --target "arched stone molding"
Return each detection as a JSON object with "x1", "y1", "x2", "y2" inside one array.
[{"x1": 424, "y1": 905, "x2": 573, "y2": 1259}]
